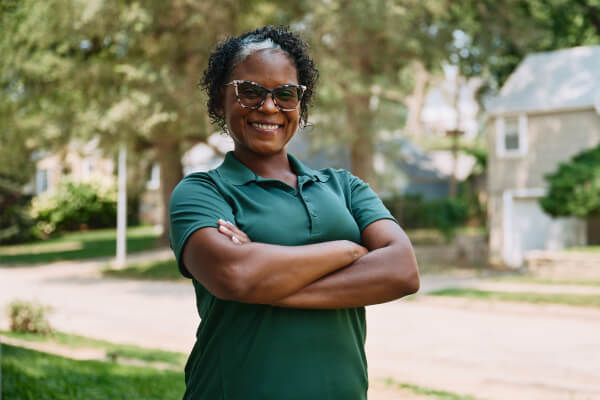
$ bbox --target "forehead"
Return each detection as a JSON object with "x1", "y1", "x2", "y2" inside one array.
[{"x1": 230, "y1": 49, "x2": 298, "y2": 86}]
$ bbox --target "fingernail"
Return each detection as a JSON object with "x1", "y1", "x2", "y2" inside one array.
[
  {"x1": 232, "y1": 236, "x2": 240, "y2": 244},
  {"x1": 226, "y1": 221, "x2": 234, "y2": 226}
]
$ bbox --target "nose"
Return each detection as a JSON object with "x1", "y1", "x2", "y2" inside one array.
[{"x1": 258, "y1": 92, "x2": 278, "y2": 113}]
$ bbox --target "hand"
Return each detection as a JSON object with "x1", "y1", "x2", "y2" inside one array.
[{"x1": 217, "y1": 219, "x2": 251, "y2": 245}]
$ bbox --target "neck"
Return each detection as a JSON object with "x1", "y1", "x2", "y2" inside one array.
[{"x1": 232, "y1": 148, "x2": 294, "y2": 179}]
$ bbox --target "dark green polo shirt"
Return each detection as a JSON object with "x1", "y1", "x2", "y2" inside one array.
[{"x1": 169, "y1": 152, "x2": 395, "y2": 400}]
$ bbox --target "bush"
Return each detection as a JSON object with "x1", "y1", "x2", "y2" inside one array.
[
  {"x1": 540, "y1": 143, "x2": 600, "y2": 218},
  {"x1": 30, "y1": 178, "x2": 117, "y2": 235},
  {"x1": 384, "y1": 194, "x2": 470, "y2": 240},
  {"x1": 0, "y1": 177, "x2": 37, "y2": 244},
  {"x1": 7, "y1": 300, "x2": 53, "y2": 335}
]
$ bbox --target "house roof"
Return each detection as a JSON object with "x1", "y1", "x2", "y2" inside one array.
[{"x1": 488, "y1": 46, "x2": 600, "y2": 115}]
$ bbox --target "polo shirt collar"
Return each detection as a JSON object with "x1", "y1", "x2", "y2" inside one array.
[{"x1": 216, "y1": 151, "x2": 329, "y2": 186}]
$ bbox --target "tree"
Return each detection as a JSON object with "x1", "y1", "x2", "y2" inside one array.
[
  {"x1": 0, "y1": 0, "x2": 293, "y2": 245},
  {"x1": 540, "y1": 144, "x2": 600, "y2": 218},
  {"x1": 298, "y1": 0, "x2": 458, "y2": 184}
]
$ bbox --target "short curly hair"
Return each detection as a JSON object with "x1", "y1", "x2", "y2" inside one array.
[{"x1": 201, "y1": 26, "x2": 319, "y2": 132}]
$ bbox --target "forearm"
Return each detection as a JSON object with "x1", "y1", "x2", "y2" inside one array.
[
  {"x1": 229, "y1": 240, "x2": 365, "y2": 303},
  {"x1": 272, "y1": 242, "x2": 419, "y2": 309},
  {"x1": 183, "y1": 228, "x2": 366, "y2": 304}
]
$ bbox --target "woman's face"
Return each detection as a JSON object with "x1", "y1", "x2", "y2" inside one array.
[{"x1": 221, "y1": 49, "x2": 301, "y2": 158}]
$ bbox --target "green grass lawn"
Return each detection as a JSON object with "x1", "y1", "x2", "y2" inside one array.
[
  {"x1": 382, "y1": 377, "x2": 482, "y2": 400},
  {"x1": 0, "y1": 226, "x2": 160, "y2": 265},
  {"x1": 0, "y1": 330, "x2": 186, "y2": 367},
  {"x1": 486, "y1": 274, "x2": 600, "y2": 287},
  {"x1": 566, "y1": 245, "x2": 600, "y2": 252},
  {"x1": 429, "y1": 288, "x2": 600, "y2": 308},
  {"x1": 103, "y1": 259, "x2": 183, "y2": 281},
  {"x1": 1, "y1": 344, "x2": 185, "y2": 400}
]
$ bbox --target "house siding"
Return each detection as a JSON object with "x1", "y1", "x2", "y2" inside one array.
[{"x1": 488, "y1": 109, "x2": 600, "y2": 265}]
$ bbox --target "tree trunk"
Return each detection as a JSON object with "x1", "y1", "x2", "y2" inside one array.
[
  {"x1": 348, "y1": 94, "x2": 375, "y2": 186},
  {"x1": 155, "y1": 141, "x2": 184, "y2": 247},
  {"x1": 404, "y1": 60, "x2": 430, "y2": 137}
]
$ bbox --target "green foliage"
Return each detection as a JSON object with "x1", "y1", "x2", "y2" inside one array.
[
  {"x1": 384, "y1": 195, "x2": 470, "y2": 240},
  {"x1": 30, "y1": 179, "x2": 117, "y2": 235},
  {"x1": 540, "y1": 144, "x2": 600, "y2": 218},
  {"x1": 0, "y1": 226, "x2": 159, "y2": 265},
  {"x1": 7, "y1": 300, "x2": 53, "y2": 335},
  {"x1": 1, "y1": 344, "x2": 185, "y2": 400},
  {"x1": 0, "y1": 177, "x2": 37, "y2": 244}
]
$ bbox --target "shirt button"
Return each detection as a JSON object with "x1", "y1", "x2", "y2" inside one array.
[
  {"x1": 305, "y1": 198, "x2": 311, "y2": 203},
  {"x1": 311, "y1": 211, "x2": 317, "y2": 217}
]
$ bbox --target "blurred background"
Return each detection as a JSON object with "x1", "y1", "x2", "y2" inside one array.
[{"x1": 1, "y1": 1, "x2": 600, "y2": 399}]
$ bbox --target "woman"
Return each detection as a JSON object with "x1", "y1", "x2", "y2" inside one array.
[{"x1": 169, "y1": 26, "x2": 419, "y2": 400}]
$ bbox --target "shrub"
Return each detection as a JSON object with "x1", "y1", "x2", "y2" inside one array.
[
  {"x1": 384, "y1": 194, "x2": 470, "y2": 240},
  {"x1": 30, "y1": 178, "x2": 117, "y2": 235},
  {"x1": 540, "y1": 143, "x2": 600, "y2": 218},
  {"x1": 0, "y1": 177, "x2": 37, "y2": 244},
  {"x1": 7, "y1": 300, "x2": 53, "y2": 335}
]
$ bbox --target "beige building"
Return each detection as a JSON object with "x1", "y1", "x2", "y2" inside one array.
[
  {"x1": 32, "y1": 139, "x2": 115, "y2": 195},
  {"x1": 487, "y1": 46, "x2": 600, "y2": 267}
]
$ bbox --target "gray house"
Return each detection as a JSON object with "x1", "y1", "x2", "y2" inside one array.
[{"x1": 487, "y1": 46, "x2": 600, "y2": 268}]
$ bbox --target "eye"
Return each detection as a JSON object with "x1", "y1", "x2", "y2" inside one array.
[
  {"x1": 275, "y1": 87, "x2": 297, "y2": 101},
  {"x1": 238, "y1": 83, "x2": 264, "y2": 99}
]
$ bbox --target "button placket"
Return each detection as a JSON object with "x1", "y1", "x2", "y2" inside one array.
[{"x1": 298, "y1": 180, "x2": 320, "y2": 235}]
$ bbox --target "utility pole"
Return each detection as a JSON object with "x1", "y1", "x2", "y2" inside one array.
[{"x1": 115, "y1": 143, "x2": 127, "y2": 268}]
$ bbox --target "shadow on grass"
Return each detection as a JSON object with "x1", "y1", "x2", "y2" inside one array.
[
  {"x1": 0, "y1": 227, "x2": 159, "y2": 265},
  {"x1": 1, "y1": 344, "x2": 185, "y2": 400}
]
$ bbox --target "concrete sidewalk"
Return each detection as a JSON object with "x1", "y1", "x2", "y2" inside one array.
[{"x1": 1, "y1": 257, "x2": 600, "y2": 399}]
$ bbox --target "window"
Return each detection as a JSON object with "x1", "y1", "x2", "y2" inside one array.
[
  {"x1": 35, "y1": 169, "x2": 49, "y2": 194},
  {"x1": 82, "y1": 158, "x2": 94, "y2": 177},
  {"x1": 496, "y1": 114, "x2": 527, "y2": 157},
  {"x1": 146, "y1": 163, "x2": 160, "y2": 190}
]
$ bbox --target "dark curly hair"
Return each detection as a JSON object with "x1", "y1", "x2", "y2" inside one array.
[{"x1": 201, "y1": 26, "x2": 319, "y2": 132}]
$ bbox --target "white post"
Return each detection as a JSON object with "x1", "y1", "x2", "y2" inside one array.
[{"x1": 115, "y1": 143, "x2": 127, "y2": 268}]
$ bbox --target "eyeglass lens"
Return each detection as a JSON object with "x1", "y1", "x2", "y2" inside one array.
[{"x1": 237, "y1": 82, "x2": 301, "y2": 110}]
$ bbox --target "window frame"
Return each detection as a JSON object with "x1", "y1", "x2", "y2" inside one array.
[{"x1": 496, "y1": 114, "x2": 528, "y2": 158}]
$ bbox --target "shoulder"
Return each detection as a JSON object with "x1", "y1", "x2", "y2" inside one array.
[
  {"x1": 169, "y1": 171, "x2": 227, "y2": 210},
  {"x1": 316, "y1": 168, "x2": 367, "y2": 190}
]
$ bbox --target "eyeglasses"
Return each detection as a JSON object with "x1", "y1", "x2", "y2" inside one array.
[{"x1": 225, "y1": 80, "x2": 307, "y2": 111}]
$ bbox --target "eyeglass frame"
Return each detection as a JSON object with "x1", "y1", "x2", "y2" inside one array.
[{"x1": 225, "y1": 80, "x2": 307, "y2": 112}]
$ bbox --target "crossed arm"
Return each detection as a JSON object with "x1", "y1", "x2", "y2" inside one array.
[{"x1": 181, "y1": 218, "x2": 419, "y2": 309}]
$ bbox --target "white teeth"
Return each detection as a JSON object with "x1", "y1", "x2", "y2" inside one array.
[{"x1": 251, "y1": 122, "x2": 279, "y2": 130}]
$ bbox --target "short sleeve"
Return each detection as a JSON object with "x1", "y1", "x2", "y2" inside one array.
[
  {"x1": 169, "y1": 173, "x2": 235, "y2": 278},
  {"x1": 344, "y1": 171, "x2": 397, "y2": 232}
]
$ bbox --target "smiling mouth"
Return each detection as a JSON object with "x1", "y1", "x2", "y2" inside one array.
[{"x1": 249, "y1": 122, "x2": 283, "y2": 131}]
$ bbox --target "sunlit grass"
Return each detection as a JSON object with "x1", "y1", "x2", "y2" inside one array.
[
  {"x1": 1, "y1": 344, "x2": 185, "y2": 400},
  {"x1": 486, "y1": 274, "x2": 600, "y2": 287},
  {"x1": 566, "y1": 246, "x2": 600, "y2": 253},
  {"x1": 0, "y1": 226, "x2": 160, "y2": 265},
  {"x1": 102, "y1": 259, "x2": 183, "y2": 281},
  {"x1": 382, "y1": 377, "x2": 482, "y2": 400},
  {"x1": 428, "y1": 288, "x2": 600, "y2": 308},
  {"x1": 0, "y1": 330, "x2": 186, "y2": 367}
]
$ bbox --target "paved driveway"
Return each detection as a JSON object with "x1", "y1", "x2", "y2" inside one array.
[{"x1": 1, "y1": 261, "x2": 599, "y2": 399}]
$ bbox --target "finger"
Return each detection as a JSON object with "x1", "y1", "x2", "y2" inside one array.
[
  {"x1": 231, "y1": 236, "x2": 241, "y2": 245},
  {"x1": 225, "y1": 221, "x2": 250, "y2": 240},
  {"x1": 218, "y1": 225, "x2": 235, "y2": 239}
]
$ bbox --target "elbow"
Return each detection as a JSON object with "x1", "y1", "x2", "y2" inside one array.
[
  {"x1": 392, "y1": 248, "x2": 420, "y2": 297},
  {"x1": 208, "y1": 262, "x2": 254, "y2": 302}
]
